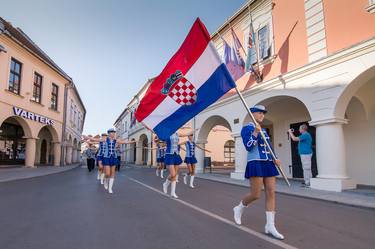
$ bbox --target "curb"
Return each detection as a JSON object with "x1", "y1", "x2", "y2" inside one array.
[
  {"x1": 195, "y1": 175, "x2": 375, "y2": 210},
  {"x1": 0, "y1": 163, "x2": 82, "y2": 183}
]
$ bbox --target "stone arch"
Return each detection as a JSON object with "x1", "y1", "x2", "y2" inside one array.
[
  {"x1": 335, "y1": 65, "x2": 375, "y2": 119},
  {"x1": 197, "y1": 115, "x2": 233, "y2": 142},
  {"x1": 341, "y1": 76, "x2": 375, "y2": 186},
  {"x1": 242, "y1": 95, "x2": 312, "y2": 126},
  {"x1": 0, "y1": 116, "x2": 33, "y2": 138},
  {"x1": 37, "y1": 125, "x2": 59, "y2": 142},
  {"x1": 137, "y1": 134, "x2": 149, "y2": 165},
  {"x1": 36, "y1": 126, "x2": 55, "y2": 165}
]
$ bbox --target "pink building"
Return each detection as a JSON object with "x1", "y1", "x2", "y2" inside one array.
[{"x1": 193, "y1": 0, "x2": 375, "y2": 191}]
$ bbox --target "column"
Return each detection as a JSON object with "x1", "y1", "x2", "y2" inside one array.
[
  {"x1": 147, "y1": 146, "x2": 152, "y2": 166},
  {"x1": 25, "y1": 137, "x2": 37, "y2": 168},
  {"x1": 310, "y1": 119, "x2": 356, "y2": 192},
  {"x1": 230, "y1": 132, "x2": 247, "y2": 180},
  {"x1": 135, "y1": 143, "x2": 143, "y2": 165},
  {"x1": 66, "y1": 145, "x2": 72, "y2": 164},
  {"x1": 73, "y1": 149, "x2": 78, "y2": 163},
  {"x1": 53, "y1": 142, "x2": 61, "y2": 166},
  {"x1": 195, "y1": 140, "x2": 207, "y2": 173}
]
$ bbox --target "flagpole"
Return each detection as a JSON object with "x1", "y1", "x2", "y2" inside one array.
[
  {"x1": 234, "y1": 86, "x2": 291, "y2": 187},
  {"x1": 247, "y1": 5, "x2": 263, "y2": 82},
  {"x1": 228, "y1": 20, "x2": 247, "y2": 57}
]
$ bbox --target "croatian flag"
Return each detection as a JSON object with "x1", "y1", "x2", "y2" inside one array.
[{"x1": 135, "y1": 18, "x2": 236, "y2": 140}]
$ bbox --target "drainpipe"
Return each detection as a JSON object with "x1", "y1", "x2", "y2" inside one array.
[{"x1": 60, "y1": 81, "x2": 70, "y2": 166}]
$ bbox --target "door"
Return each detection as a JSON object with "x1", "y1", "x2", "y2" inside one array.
[
  {"x1": 40, "y1": 139, "x2": 47, "y2": 164},
  {"x1": 289, "y1": 122, "x2": 318, "y2": 178}
]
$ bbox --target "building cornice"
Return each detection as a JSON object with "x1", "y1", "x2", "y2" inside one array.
[{"x1": 199, "y1": 36, "x2": 375, "y2": 114}]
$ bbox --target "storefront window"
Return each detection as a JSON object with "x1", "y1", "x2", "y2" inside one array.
[{"x1": 0, "y1": 122, "x2": 26, "y2": 165}]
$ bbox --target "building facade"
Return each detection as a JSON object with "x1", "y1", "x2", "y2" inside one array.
[
  {"x1": 62, "y1": 83, "x2": 86, "y2": 165},
  {"x1": 191, "y1": 0, "x2": 375, "y2": 191},
  {"x1": 0, "y1": 17, "x2": 85, "y2": 167}
]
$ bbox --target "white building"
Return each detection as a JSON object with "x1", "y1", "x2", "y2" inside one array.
[
  {"x1": 191, "y1": 0, "x2": 375, "y2": 192},
  {"x1": 115, "y1": 78, "x2": 155, "y2": 166},
  {"x1": 62, "y1": 83, "x2": 86, "y2": 165}
]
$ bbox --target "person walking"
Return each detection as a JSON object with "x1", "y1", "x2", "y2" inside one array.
[
  {"x1": 182, "y1": 132, "x2": 210, "y2": 188},
  {"x1": 85, "y1": 144, "x2": 96, "y2": 172}
]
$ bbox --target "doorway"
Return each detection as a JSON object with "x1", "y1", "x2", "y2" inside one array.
[{"x1": 289, "y1": 122, "x2": 318, "y2": 178}]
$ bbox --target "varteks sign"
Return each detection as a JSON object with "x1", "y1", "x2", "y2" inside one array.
[{"x1": 13, "y1": 107, "x2": 55, "y2": 125}]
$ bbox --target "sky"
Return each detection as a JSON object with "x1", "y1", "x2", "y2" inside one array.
[{"x1": 1, "y1": 0, "x2": 246, "y2": 135}]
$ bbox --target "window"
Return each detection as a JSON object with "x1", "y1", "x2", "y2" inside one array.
[
  {"x1": 8, "y1": 58, "x2": 22, "y2": 94},
  {"x1": 224, "y1": 140, "x2": 235, "y2": 164},
  {"x1": 51, "y1": 83, "x2": 58, "y2": 110},
  {"x1": 258, "y1": 25, "x2": 271, "y2": 60},
  {"x1": 32, "y1": 72, "x2": 43, "y2": 103},
  {"x1": 70, "y1": 104, "x2": 74, "y2": 122},
  {"x1": 244, "y1": 23, "x2": 272, "y2": 65}
]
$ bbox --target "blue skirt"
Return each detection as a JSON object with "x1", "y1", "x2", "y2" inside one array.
[
  {"x1": 102, "y1": 156, "x2": 119, "y2": 167},
  {"x1": 164, "y1": 153, "x2": 182, "y2": 166},
  {"x1": 184, "y1": 156, "x2": 197, "y2": 164},
  {"x1": 245, "y1": 160, "x2": 279, "y2": 178},
  {"x1": 157, "y1": 157, "x2": 165, "y2": 163},
  {"x1": 96, "y1": 155, "x2": 103, "y2": 162}
]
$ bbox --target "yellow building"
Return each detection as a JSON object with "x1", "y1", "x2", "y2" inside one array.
[{"x1": 0, "y1": 17, "x2": 84, "y2": 167}]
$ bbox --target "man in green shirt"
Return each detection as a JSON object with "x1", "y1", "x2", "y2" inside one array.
[{"x1": 288, "y1": 124, "x2": 313, "y2": 187}]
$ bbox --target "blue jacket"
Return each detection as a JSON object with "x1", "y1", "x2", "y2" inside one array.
[
  {"x1": 241, "y1": 122, "x2": 275, "y2": 162},
  {"x1": 103, "y1": 138, "x2": 117, "y2": 158},
  {"x1": 165, "y1": 132, "x2": 180, "y2": 155},
  {"x1": 97, "y1": 141, "x2": 106, "y2": 157}
]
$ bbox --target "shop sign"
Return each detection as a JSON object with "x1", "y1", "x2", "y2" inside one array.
[{"x1": 13, "y1": 107, "x2": 55, "y2": 125}]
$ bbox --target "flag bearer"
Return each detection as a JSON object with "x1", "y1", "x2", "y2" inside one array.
[
  {"x1": 182, "y1": 132, "x2": 210, "y2": 188},
  {"x1": 233, "y1": 105, "x2": 284, "y2": 240}
]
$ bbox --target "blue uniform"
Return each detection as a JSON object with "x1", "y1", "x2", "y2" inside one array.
[
  {"x1": 96, "y1": 141, "x2": 105, "y2": 162},
  {"x1": 184, "y1": 140, "x2": 198, "y2": 164},
  {"x1": 241, "y1": 122, "x2": 279, "y2": 178},
  {"x1": 164, "y1": 132, "x2": 182, "y2": 166},
  {"x1": 156, "y1": 143, "x2": 166, "y2": 163},
  {"x1": 102, "y1": 138, "x2": 119, "y2": 167}
]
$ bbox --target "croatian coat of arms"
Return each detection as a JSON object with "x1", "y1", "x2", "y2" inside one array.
[{"x1": 161, "y1": 70, "x2": 197, "y2": 106}]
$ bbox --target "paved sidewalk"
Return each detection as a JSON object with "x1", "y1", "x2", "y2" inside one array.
[
  {"x1": 195, "y1": 172, "x2": 375, "y2": 209},
  {"x1": 0, "y1": 164, "x2": 81, "y2": 183}
]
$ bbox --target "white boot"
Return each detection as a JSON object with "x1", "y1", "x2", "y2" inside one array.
[
  {"x1": 176, "y1": 174, "x2": 179, "y2": 183},
  {"x1": 233, "y1": 201, "x2": 246, "y2": 225},
  {"x1": 189, "y1": 175, "x2": 195, "y2": 188},
  {"x1": 183, "y1": 174, "x2": 188, "y2": 185},
  {"x1": 163, "y1": 179, "x2": 170, "y2": 194},
  {"x1": 104, "y1": 178, "x2": 109, "y2": 190},
  {"x1": 170, "y1": 181, "x2": 178, "y2": 198},
  {"x1": 108, "y1": 178, "x2": 114, "y2": 194},
  {"x1": 160, "y1": 169, "x2": 164, "y2": 179},
  {"x1": 156, "y1": 169, "x2": 159, "y2": 176},
  {"x1": 100, "y1": 173, "x2": 105, "y2": 185},
  {"x1": 265, "y1": 211, "x2": 284, "y2": 240},
  {"x1": 97, "y1": 171, "x2": 100, "y2": 180}
]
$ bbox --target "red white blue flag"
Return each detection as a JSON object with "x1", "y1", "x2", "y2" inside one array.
[{"x1": 135, "y1": 18, "x2": 236, "y2": 140}]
